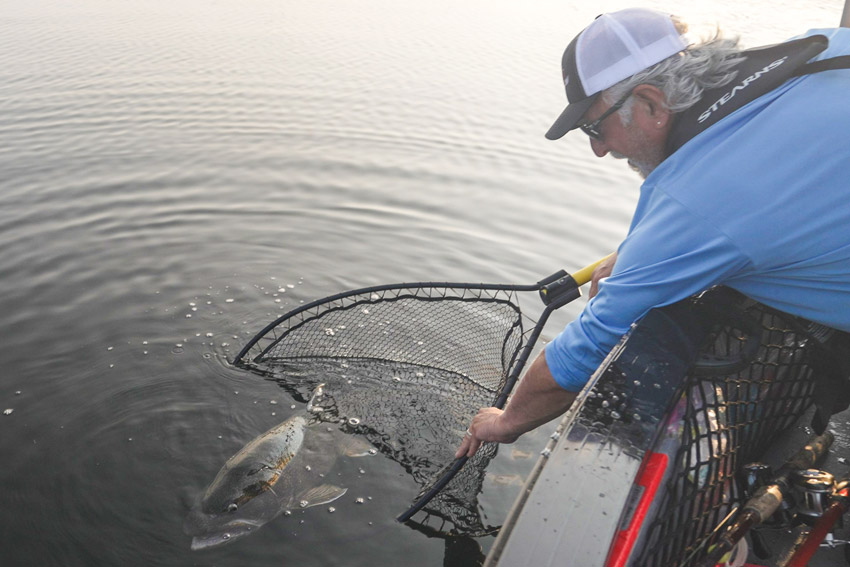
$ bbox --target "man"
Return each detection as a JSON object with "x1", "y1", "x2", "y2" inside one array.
[{"x1": 457, "y1": 8, "x2": 850, "y2": 459}]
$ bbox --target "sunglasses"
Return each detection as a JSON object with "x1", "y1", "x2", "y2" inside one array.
[{"x1": 579, "y1": 90, "x2": 633, "y2": 141}]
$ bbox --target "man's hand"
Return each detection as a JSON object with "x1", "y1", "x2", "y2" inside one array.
[
  {"x1": 455, "y1": 407, "x2": 521, "y2": 459},
  {"x1": 454, "y1": 352, "x2": 578, "y2": 459},
  {"x1": 589, "y1": 252, "x2": 617, "y2": 298}
]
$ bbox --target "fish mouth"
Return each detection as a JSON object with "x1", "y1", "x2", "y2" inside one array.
[{"x1": 189, "y1": 519, "x2": 263, "y2": 551}]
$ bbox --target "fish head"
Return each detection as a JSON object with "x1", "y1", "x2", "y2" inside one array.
[
  {"x1": 199, "y1": 415, "x2": 308, "y2": 515},
  {"x1": 189, "y1": 517, "x2": 263, "y2": 550}
]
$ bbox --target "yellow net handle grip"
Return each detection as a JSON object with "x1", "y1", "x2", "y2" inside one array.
[{"x1": 572, "y1": 253, "x2": 615, "y2": 286}]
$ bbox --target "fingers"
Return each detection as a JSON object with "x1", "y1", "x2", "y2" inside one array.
[
  {"x1": 589, "y1": 276, "x2": 600, "y2": 298},
  {"x1": 589, "y1": 253, "x2": 617, "y2": 299},
  {"x1": 455, "y1": 428, "x2": 481, "y2": 458}
]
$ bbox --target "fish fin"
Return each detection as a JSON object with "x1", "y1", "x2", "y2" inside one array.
[
  {"x1": 341, "y1": 436, "x2": 375, "y2": 458},
  {"x1": 306, "y1": 383, "x2": 326, "y2": 413},
  {"x1": 297, "y1": 484, "x2": 347, "y2": 508}
]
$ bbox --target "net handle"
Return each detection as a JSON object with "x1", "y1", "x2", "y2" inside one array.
[{"x1": 396, "y1": 256, "x2": 611, "y2": 523}]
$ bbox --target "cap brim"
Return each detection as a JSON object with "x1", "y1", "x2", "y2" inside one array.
[{"x1": 545, "y1": 95, "x2": 596, "y2": 140}]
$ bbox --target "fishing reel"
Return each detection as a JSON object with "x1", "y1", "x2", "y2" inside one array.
[{"x1": 739, "y1": 462, "x2": 850, "y2": 564}]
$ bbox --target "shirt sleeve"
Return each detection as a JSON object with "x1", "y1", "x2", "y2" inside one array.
[{"x1": 545, "y1": 191, "x2": 753, "y2": 391}]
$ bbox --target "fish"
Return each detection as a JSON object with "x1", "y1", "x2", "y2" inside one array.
[{"x1": 185, "y1": 384, "x2": 370, "y2": 550}]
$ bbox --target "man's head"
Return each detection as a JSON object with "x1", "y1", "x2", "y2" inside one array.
[
  {"x1": 545, "y1": 8, "x2": 689, "y2": 141},
  {"x1": 546, "y1": 9, "x2": 743, "y2": 178}
]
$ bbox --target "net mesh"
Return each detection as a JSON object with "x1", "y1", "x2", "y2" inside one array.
[
  {"x1": 236, "y1": 284, "x2": 542, "y2": 535},
  {"x1": 635, "y1": 298, "x2": 828, "y2": 566}
]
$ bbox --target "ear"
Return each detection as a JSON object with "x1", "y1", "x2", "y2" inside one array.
[{"x1": 631, "y1": 84, "x2": 671, "y2": 130}]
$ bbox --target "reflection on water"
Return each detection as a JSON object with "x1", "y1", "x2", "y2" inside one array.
[{"x1": 0, "y1": 0, "x2": 842, "y2": 565}]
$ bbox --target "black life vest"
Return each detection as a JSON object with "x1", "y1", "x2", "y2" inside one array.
[{"x1": 666, "y1": 34, "x2": 850, "y2": 155}]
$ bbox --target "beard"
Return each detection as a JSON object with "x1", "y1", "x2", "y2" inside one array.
[{"x1": 610, "y1": 151, "x2": 655, "y2": 179}]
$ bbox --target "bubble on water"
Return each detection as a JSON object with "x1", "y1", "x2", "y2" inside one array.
[
  {"x1": 305, "y1": 465, "x2": 312, "y2": 471},
  {"x1": 3, "y1": 409, "x2": 13, "y2": 416},
  {"x1": 185, "y1": 314, "x2": 192, "y2": 318},
  {"x1": 355, "y1": 497, "x2": 365, "y2": 504},
  {"x1": 15, "y1": 391, "x2": 21, "y2": 396},
  {"x1": 284, "y1": 510, "x2": 292, "y2": 516},
  {"x1": 278, "y1": 288, "x2": 287, "y2": 293},
  {"x1": 191, "y1": 307, "x2": 198, "y2": 312},
  {"x1": 270, "y1": 400, "x2": 277, "y2": 405},
  {"x1": 202, "y1": 353, "x2": 211, "y2": 359},
  {"x1": 392, "y1": 376, "x2": 401, "y2": 382},
  {"x1": 142, "y1": 341, "x2": 148, "y2": 345},
  {"x1": 361, "y1": 308, "x2": 369, "y2": 315},
  {"x1": 371, "y1": 294, "x2": 380, "y2": 301},
  {"x1": 189, "y1": 302, "x2": 196, "y2": 307},
  {"x1": 205, "y1": 333, "x2": 214, "y2": 338},
  {"x1": 328, "y1": 507, "x2": 335, "y2": 513},
  {"x1": 225, "y1": 299, "x2": 234, "y2": 303},
  {"x1": 287, "y1": 284, "x2": 295, "y2": 289},
  {"x1": 348, "y1": 418, "x2": 361, "y2": 426},
  {"x1": 275, "y1": 299, "x2": 282, "y2": 303},
  {"x1": 227, "y1": 503, "x2": 238, "y2": 512},
  {"x1": 218, "y1": 435, "x2": 223, "y2": 439},
  {"x1": 368, "y1": 448, "x2": 377, "y2": 455},
  {"x1": 290, "y1": 404, "x2": 296, "y2": 409},
  {"x1": 415, "y1": 372, "x2": 425, "y2": 378},
  {"x1": 222, "y1": 533, "x2": 231, "y2": 541},
  {"x1": 359, "y1": 469, "x2": 366, "y2": 474},
  {"x1": 610, "y1": 411, "x2": 621, "y2": 420},
  {"x1": 300, "y1": 500, "x2": 309, "y2": 508},
  {"x1": 325, "y1": 328, "x2": 335, "y2": 336},
  {"x1": 172, "y1": 346, "x2": 184, "y2": 354},
  {"x1": 107, "y1": 346, "x2": 114, "y2": 351}
]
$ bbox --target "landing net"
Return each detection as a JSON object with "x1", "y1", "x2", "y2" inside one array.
[{"x1": 234, "y1": 282, "x2": 548, "y2": 535}]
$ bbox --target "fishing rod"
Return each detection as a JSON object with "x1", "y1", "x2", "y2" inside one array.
[{"x1": 697, "y1": 432, "x2": 835, "y2": 567}]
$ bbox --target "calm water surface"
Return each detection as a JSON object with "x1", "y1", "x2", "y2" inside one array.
[{"x1": 0, "y1": 0, "x2": 843, "y2": 565}]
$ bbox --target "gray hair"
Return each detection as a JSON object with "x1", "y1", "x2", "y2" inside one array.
[{"x1": 606, "y1": 20, "x2": 745, "y2": 121}]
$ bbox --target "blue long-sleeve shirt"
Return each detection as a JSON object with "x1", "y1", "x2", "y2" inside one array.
[{"x1": 545, "y1": 27, "x2": 850, "y2": 391}]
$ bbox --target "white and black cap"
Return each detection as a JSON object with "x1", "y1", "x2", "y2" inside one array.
[{"x1": 545, "y1": 8, "x2": 688, "y2": 140}]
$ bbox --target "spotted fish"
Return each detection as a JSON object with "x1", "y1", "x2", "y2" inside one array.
[{"x1": 185, "y1": 385, "x2": 367, "y2": 550}]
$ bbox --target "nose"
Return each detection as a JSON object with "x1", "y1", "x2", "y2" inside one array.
[{"x1": 590, "y1": 137, "x2": 609, "y2": 158}]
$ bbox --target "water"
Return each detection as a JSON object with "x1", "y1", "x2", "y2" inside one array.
[{"x1": 0, "y1": 0, "x2": 844, "y2": 565}]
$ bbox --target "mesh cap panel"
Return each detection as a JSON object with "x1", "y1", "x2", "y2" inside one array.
[{"x1": 576, "y1": 8, "x2": 687, "y2": 95}]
